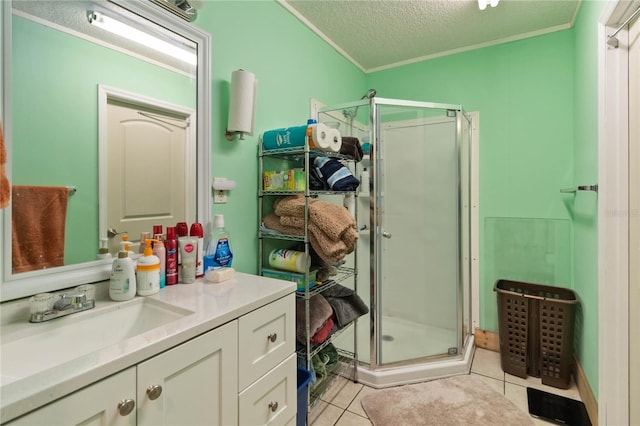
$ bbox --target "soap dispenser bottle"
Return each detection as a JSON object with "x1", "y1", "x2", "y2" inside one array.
[
  {"x1": 109, "y1": 241, "x2": 137, "y2": 301},
  {"x1": 137, "y1": 239, "x2": 160, "y2": 296}
]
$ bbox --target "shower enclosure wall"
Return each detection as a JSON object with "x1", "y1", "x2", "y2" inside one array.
[{"x1": 318, "y1": 97, "x2": 474, "y2": 388}]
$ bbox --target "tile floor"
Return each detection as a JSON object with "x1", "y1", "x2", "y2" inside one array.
[{"x1": 308, "y1": 347, "x2": 583, "y2": 425}]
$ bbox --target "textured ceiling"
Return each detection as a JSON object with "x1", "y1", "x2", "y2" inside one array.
[{"x1": 280, "y1": 0, "x2": 581, "y2": 72}]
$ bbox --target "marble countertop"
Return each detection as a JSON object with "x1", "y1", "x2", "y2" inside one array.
[{"x1": 0, "y1": 272, "x2": 295, "y2": 423}]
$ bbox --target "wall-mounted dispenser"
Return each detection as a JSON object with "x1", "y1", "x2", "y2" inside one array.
[
  {"x1": 212, "y1": 177, "x2": 237, "y2": 203},
  {"x1": 225, "y1": 69, "x2": 257, "y2": 141}
]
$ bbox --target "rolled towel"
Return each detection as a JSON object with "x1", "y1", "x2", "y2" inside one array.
[
  {"x1": 313, "y1": 157, "x2": 360, "y2": 191},
  {"x1": 339, "y1": 136, "x2": 364, "y2": 162}
]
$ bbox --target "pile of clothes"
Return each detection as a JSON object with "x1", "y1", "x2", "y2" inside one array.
[{"x1": 262, "y1": 195, "x2": 358, "y2": 265}]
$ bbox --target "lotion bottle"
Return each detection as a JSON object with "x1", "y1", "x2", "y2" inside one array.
[
  {"x1": 137, "y1": 239, "x2": 160, "y2": 296},
  {"x1": 109, "y1": 241, "x2": 136, "y2": 301}
]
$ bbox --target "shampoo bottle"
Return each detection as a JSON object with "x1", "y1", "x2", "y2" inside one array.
[
  {"x1": 109, "y1": 241, "x2": 136, "y2": 301},
  {"x1": 153, "y1": 233, "x2": 166, "y2": 288},
  {"x1": 203, "y1": 214, "x2": 233, "y2": 273},
  {"x1": 137, "y1": 239, "x2": 160, "y2": 296}
]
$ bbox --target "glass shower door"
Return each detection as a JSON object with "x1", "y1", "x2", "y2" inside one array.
[{"x1": 374, "y1": 102, "x2": 461, "y2": 366}]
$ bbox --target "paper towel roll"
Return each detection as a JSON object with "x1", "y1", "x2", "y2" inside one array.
[
  {"x1": 327, "y1": 128, "x2": 343, "y2": 152},
  {"x1": 311, "y1": 122, "x2": 332, "y2": 150},
  {"x1": 227, "y1": 69, "x2": 257, "y2": 135}
]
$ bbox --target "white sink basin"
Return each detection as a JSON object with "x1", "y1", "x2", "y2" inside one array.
[{"x1": 0, "y1": 297, "x2": 194, "y2": 385}]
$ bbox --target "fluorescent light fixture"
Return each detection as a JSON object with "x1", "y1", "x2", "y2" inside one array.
[
  {"x1": 478, "y1": 0, "x2": 499, "y2": 10},
  {"x1": 87, "y1": 11, "x2": 197, "y2": 65}
]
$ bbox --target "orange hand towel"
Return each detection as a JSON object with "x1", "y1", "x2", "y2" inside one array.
[
  {"x1": 12, "y1": 185, "x2": 69, "y2": 273},
  {"x1": 0, "y1": 120, "x2": 9, "y2": 209}
]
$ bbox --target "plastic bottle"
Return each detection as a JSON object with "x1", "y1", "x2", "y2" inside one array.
[
  {"x1": 137, "y1": 239, "x2": 160, "y2": 296},
  {"x1": 109, "y1": 241, "x2": 136, "y2": 301},
  {"x1": 138, "y1": 231, "x2": 151, "y2": 254},
  {"x1": 360, "y1": 168, "x2": 370, "y2": 193},
  {"x1": 268, "y1": 248, "x2": 309, "y2": 273},
  {"x1": 190, "y1": 222, "x2": 204, "y2": 278},
  {"x1": 153, "y1": 233, "x2": 166, "y2": 288},
  {"x1": 97, "y1": 237, "x2": 112, "y2": 260},
  {"x1": 165, "y1": 226, "x2": 178, "y2": 285},
  {"x1": 203, "y1": 214, "x2": 233, "y2": 273},
  {"x1": 176, "y1": 222, "x2": 189, "y2": 282}
]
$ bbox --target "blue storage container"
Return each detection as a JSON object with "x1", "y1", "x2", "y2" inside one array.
[{"x1": 297, "y1": 368, "x2": 312, "y2": 426}]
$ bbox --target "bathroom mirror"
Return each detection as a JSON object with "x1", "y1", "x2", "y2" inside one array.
[{"x1": 0, "y1": 0, "x2": 211, "y2": 301}]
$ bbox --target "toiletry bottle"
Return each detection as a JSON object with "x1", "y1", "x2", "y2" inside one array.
[
  {"x1": 165, "y1": 226, "x2": 178, "y2": 285},
  {"x1": 153, "y1": 233, "x2": 166, "y2": 288},
  {"x1": 137, "y1": 239, "x2": 160, "y2": 296},
  {"x1": 176, "y1": 221, "x2": 189, "y2": 282},
  {"x1": 138, "y1": 231, "x2": 151, "y2": 254},
  {"x1": 178, "y1": 236, "x2": 198, "y2": 284},
  {"x1": 190, "y1": 222, "x2": 204, "y2": 278},
  {"x1": 203, "y1": 214, "x2": 233, "y2": 273},
  {"x1": 109, "y1": 241, "x2": 136, "y2": 301},
  {"x1": 153, "y1": 225, "x2": 163, "y2": 239},
  {"x1": 97, "y1": 237, "x2": 112, "y2": 260},
  {"x1": 121, "y1": 234, "x2": 136, "y2": 259}
]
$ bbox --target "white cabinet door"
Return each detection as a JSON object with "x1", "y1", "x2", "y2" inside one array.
[
  {"x1": 137, "y1": 321, "x2": 238, "y2": 426},
  {"x1": 7, "y1": 368, "x2": 136, "y2": 426}
]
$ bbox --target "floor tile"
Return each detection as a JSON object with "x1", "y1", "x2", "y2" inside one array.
[
  {"x1": 504, "y1": 382, "x2": 549, "y2": 426},
  {"x1": 321, "y1": 377, "x2": 363, "y2": 409},
  {"x1": 310, "y1": 401, "x2": 344, "y2": 426},
  {"x1": 504, "y1": 372, "x2": 581, "y2": 401},
  {"x1": 346, "y1": 385, "x2": 381, "y2": 417},
  {"x1": 471, "y1": 347, "x2": 504, "y2": 380},
  {"x1": 471, "y1": 372, "x2": 504, "y2": 394},
  {"x1": 334, "y1": 411, "x2": 372, "y2": 426}
]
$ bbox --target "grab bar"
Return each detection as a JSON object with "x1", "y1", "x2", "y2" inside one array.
[{"x1": 560, "y1": 184, "x2": 598, "y2": 194}]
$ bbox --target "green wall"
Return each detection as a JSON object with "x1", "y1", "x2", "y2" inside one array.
[
  {"x1": 572, "y1": 0, "x2": 605, "y2": 398},
  {"x1": 367, "y1": 30, "x2": 576, "y2": 330},
  {"x1": 195, "y1": 1, "x2": 366, "y2": 273}
]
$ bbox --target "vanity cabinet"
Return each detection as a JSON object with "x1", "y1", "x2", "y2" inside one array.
[{"x1": 6, "y1": 293, "x2": 295, "y2": 426}]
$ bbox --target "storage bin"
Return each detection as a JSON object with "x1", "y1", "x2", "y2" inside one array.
[
  {"x1": 494, "y1": 279, "x2": 578, "y2": 389},
  {"x1": 296, "y1": 368, "x2": 312, "y2": 426}
]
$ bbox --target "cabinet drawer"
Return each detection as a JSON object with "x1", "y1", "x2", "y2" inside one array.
[
  {"x1": 239, "y1": 354, "x2": 297, "y2": 426},
  {"x1": 238, "y1": 293, "x2": 295, "y2": 390}
]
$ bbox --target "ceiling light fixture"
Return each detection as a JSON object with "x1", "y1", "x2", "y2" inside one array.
[
  {"x1": 87, "y1": 11, "x2": 197, "y2": 65},
  {"x1": 478, "y1": 0, "x2": 500, "y2": 10}
]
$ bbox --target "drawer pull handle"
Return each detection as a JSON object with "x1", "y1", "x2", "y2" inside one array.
[
  {"x1": 146, "y1": 384, "x2": 163, "y2": 400},
  {"x1": 267, "y1": 333, "x2": 277, "y2": 343},
  {"x1": 269, "y1": 401, "x2": 279, "y2": 412},
  {"x1": 117, "y1": 399, "x2": 135, "y2": 416}
]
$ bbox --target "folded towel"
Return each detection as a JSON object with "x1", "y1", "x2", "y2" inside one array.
[
  {"x1": 12, "y1": 185, "x2": 69, "y2": 273},
  {"x1": 313, "y1": 157, "x2": 360, "y2": 191},
  {"x1": 321, "y1": 282, "x2": 369, "y2": 327},
  {"x1": 311, "y1": 315, "x2": 334, "y2": 345},
  {"x1": 296, "y1": 294, "x2": 333, "y2": 345},
  {"x1": 0, "y1": 121, "x2": 9, "y2": 209},
  {"x1": 339, "y1": 136, "x2": 364, "y2": 162}
]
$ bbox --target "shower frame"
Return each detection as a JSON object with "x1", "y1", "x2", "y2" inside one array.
[{"x1": 318, "y1": 97, "x2": 475, "y2": 387}]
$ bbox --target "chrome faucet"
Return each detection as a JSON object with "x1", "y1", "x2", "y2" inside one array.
[{"x1": 30, "y1": 292, "x2": 96, "y2": 323}]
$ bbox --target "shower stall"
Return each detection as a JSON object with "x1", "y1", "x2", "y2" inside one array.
[{"x1": 317, "y1": 96, "x2": 474, "y2": 388}]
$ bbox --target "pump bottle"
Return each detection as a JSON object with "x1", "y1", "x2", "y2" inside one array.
[
  {"x1": 137, "y1": 239, "x2": 160, "y2": 296},
  {"x1": 203, "y1": 214, "x2": 233, "y2": 273},
  {"x1": 109, "y1": 241, "x2": 136, "y2": 301}
]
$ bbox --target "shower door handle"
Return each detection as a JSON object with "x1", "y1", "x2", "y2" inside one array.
[{"x1": 382, "y1": 231, "x2": 392, "y2": 239}]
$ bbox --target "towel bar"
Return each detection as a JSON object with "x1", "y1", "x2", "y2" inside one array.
[
  {"x1": 67, "y1": 186, "x2": 76, "y2": 195},
  {"x1": 560, "y1": 184, "x2": 598, "y2": 194}
]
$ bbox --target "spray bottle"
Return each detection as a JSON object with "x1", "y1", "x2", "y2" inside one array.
[
  {"x1": 109, "y1": 240, "x2": 136, "y2": 301},
  {"x1": 153, "y1": 233, "x2": 166, "y2": 289},
  {"x1": 137, "y1": 239, "x2": 160, "y2": 296}
]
